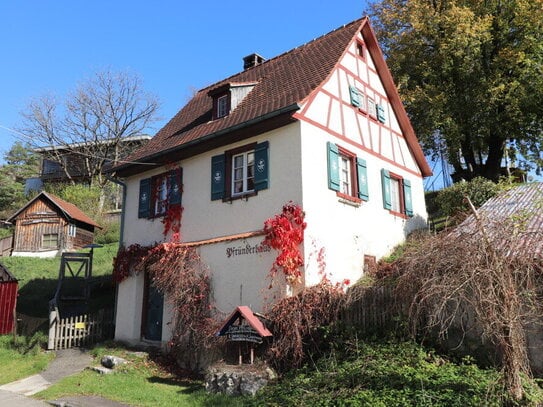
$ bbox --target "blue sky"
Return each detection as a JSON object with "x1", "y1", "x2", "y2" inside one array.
[{"x1": 0, "y1": 1, "x2": 369, "y2": 155}]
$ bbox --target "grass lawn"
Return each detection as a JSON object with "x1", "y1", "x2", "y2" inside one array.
[
  {"x1": 35, "y1": 343, "x2": 242, "y2": 407},
  {"x1": 0, "y1": 334, "x2": 54, "y2": 385},
  {"x1": 1, "y1": 242, "x2": 118, "y2": 318}
]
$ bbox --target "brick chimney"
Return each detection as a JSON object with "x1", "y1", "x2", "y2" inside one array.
[{"x1": 243, "y1": 53, "x2": 266, "y2": 70}]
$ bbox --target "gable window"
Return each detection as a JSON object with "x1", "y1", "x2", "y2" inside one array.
[
  {"x1": 349, "y1": 85, "x2": 366, "y2": 112},
  {"x1": 211, "y1": 141, "x2": 269, "y2": 201},
  {"x1": 138, "y1": 168, "x2": 182, "y2": 219},
  {"x1": 356, "y1": 41, "x2": 366, "y2": 59},
  {"x1": 381, "y1": 169, "x2": 413, "y2": 217},
  {"x1": 367, "y1": 97, "x2": 377, "y2": 119},
  {"x1": 43, "y1": 233, "x2": 59, "y2": 249},
  {"x1": 327, "y1": 142, "x2": 369, "y2": 203},
  {"x1": 216, "y1": 94, "x2": 229, "y2": 118}
]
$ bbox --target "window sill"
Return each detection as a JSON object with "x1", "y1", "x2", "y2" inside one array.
[
  {"x1": 337, "y1": 192, "x2": 362, "y2": 207},
  {"x1": 388, "y1": 210, "x2": 408, "y2": 219},
  {"x1": 224, "y1": 191, "x2": 257, "y2": 203}
]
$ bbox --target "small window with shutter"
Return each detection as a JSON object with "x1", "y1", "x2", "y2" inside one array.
[
  {"x1": 211, "y1": 141, "x2": 269, "y2": 201},
  {"x1": 327, "y1": 142, "x2": 368, "y2": 203},
  {"x1": 138, "y1": 168, "x2": 183, "y2": 219},
  {"x1": 381, "y1": 169, "x2": 413, "y2": 217}
]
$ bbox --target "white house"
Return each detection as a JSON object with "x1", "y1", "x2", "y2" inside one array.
[{"x1": 110, "y1": 17, "x2": 432, "y2": 345}]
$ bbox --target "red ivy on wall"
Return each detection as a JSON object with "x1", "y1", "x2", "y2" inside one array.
[
  {"x1": 263, "y1": 202, "x2": 307, "y2": 283},
  {"x1": 162, "y1": 204, "x2": 183, "y2": 242}
]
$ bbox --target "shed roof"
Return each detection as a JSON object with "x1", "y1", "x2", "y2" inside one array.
[
  {"x1": 8, "y1": 191, "x2": 101, "y2": 229},
  {"x1": 216, "y1": 306, "x2": 273, "y2": 338},
  {"x1": 456, "y1": 182, "x2": 543, "y2": 257},
  {"x1": 112, "y1": 17, "x2": 430, "y2": 178}
]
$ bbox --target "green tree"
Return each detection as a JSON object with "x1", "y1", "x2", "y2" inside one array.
[
  {"x1": 369, "y1": 0, "x2": 543, "y2": 181},
  {"x1": 0, "y1": 142, "x2": 39, "y2": 218}
]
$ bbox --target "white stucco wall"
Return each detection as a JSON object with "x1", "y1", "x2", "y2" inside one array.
[{"x1": 115, "y1": 124, "x2": 303, "y2": 344}]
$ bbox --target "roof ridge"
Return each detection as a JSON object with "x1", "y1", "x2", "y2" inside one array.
[{"x1": 199, "y1": 17, "x2": 365, "y2": 94}]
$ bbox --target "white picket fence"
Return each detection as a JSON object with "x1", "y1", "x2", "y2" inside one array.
[{"x1": 48, "y1": 308, "x2": 114, "y2": 350}]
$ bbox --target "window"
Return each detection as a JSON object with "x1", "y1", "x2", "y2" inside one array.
[
  {"x1": 232, "y1": 150, "x2": 255, "y2": 196},
  {"x1": 153, "y1": 174, "x2": 168, "y2": 216},
  {"x1": 211, "y1": 141, "x2": 269, "y2": 201},
  {"x1": 138, "y1": 168, "x2": 182, "y2": 219},
  {"x1": 216, "y1": 94, "x2": 229, "y2": 118},
  {"x1": 327, "y1": 142, "x2": 369, "y2": 202},
  {"x1": 42, "y1": 233, "x2": 59, "y2": 249},
  {"x1": 68, "y1": 224, "x2": 76, "y2": 237},
  {"x1": 349, "y1": 85, "x2": 366, "y2": 112},
  {"x1": 381, "y1": 169, "x2": 413, "y2": 217},
  {"x1": 367, "y1": 97, "x2": 376, "y2": 119},
  {"x1": 356, "y1": 41, "x2": 365, "y2": 59}
]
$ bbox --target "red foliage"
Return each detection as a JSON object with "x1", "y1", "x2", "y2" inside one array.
[
  {"x1": 162, "y1": 204, "x2": 183, "y2": 241},
  {"x1": 112, "y1": 244, "x2": 151, "y2": 283},
  {"x1": 265, "y1": 280, "x2": 345, "y2": 371},
  {"x1": 263, "y1": 202, "x2": 307, "y2": 283}
]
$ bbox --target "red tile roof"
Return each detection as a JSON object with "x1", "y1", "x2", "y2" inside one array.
[
  {"x1": 113, "y1": 17, "x2": 430, "y2": 177},
  {"x1": 8, "y1": 191, "x2": 100, "y2": 229},
  {"x1": 217, "y1": 305, "x2": 273, "y2": 338}
]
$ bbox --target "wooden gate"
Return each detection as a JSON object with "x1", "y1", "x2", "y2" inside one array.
[
  {"x1": 0, "y1": 264, "x2": 18, "y2": 334},
  {"x1": 48, "y1": 308, "x2": 114, "y2": 350}
]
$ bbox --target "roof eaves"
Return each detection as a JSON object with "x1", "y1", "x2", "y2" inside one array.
[{"x1": 111, "y1": 102, "x2": 301, "y2": 175}]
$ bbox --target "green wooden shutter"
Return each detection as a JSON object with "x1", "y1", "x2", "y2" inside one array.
[
  {"x1": 377, "y1": 104, "x2": 386, "y2": 123},
  {"x1": 138, "y1": 178, "x2": 151, "y2": 218},
  {"x1": 403, "y1": 179, "x2": 413, "y2": 217},
  {"x1": 254, "y1": 141, "x2": 269, "y2": 191},
  {"x1": 168, "y1": 168, "x2": 182, "y2": 205},
  {"x1": 381, "y1": 169, "x2": 392, "y2": 210},
  {"x1": 327, "y1": 142, "x2": 340, "y2": 191},
  {"x1": 211, "y1": 154, "x2": 225, "y2": 201},
  {"x1": 349, "y1": 86, "x2": 361, "y2": 107},
  {"x1": 356, "y1": 157, "x2": 369, "y2": 201}
]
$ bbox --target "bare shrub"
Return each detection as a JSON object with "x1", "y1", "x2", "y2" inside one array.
[
  {"x1": 395, "y1": 200, "x2": 543, "y2": 401},
  {"x1": 265, "y1": 280, "x2": 345, "y2": 372}
]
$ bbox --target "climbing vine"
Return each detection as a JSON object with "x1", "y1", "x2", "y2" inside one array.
[
  {"x1": 162, "y1": 203, "x2": 183, "y2": 241},
  {"x1": 263, "y1": 202, "x2": 307, "y2": 283}
]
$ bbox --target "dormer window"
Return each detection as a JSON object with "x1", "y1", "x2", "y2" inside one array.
[
  {"x1": 209, "y1": 81, "x2": 258, "y2": 120},
  {"x1": 216, "y1": 94, "x2": 229, "y2": 118}
]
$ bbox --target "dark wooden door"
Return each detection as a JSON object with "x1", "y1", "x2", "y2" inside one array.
[{"x1": 143, "y1": 274, "x2": 163, "y2": 341}]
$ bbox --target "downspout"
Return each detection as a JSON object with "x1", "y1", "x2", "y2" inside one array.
[
  {"x1": 105, "y1": 174, "x2": 126, "y2": 337},
  {"x1": 105, "y1": 174, "x2": 126, "y2": 248}
]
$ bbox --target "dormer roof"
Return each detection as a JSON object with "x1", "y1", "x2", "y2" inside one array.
[{"x1": 113, "y1": 17, "x2": 431, "y2": 178}]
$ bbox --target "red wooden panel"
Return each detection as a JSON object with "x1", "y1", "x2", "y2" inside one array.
[{"x1": 0, "y1": 281, "x2": 18, "y2": 334}]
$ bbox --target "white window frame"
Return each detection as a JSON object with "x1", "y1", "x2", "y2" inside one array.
[
  {"x1": 367, "y1": 97, "x2": 376, "y2": 118},
  {"x1": 217, "y1": 95, "x2": 229, "y2": 118},
  {"x1": 68, "y1": 223, "x2": 77, "y2": 237},
  {"x1": 389, "y1": 176, "x2": 402, "y2": 213},
  {"x1": 154, "y1": 175, "x2": 168, "y2": 216},
  {"x1": 231, "y1": 151, "x2": 255, "y2": 196},
  {"x1": 339, "y1": 155, "x2": 352, "y2": 196}
]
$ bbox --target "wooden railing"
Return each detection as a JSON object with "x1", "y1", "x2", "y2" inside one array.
[{"x1": 48, "y1": 307, "x2": 114, "y2": 350}]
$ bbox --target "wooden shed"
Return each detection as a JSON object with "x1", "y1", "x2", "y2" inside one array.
[
  {"x1": 8, "y1": 192, "x2": 100, "y2": 257},
  {"x1": 0, "y1": 263, "x2": 17, "y2": 334}
]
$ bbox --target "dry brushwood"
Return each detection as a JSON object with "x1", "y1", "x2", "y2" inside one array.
[{"x1": 395, "y1": 196, "x2": 543, "y2": 401}]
